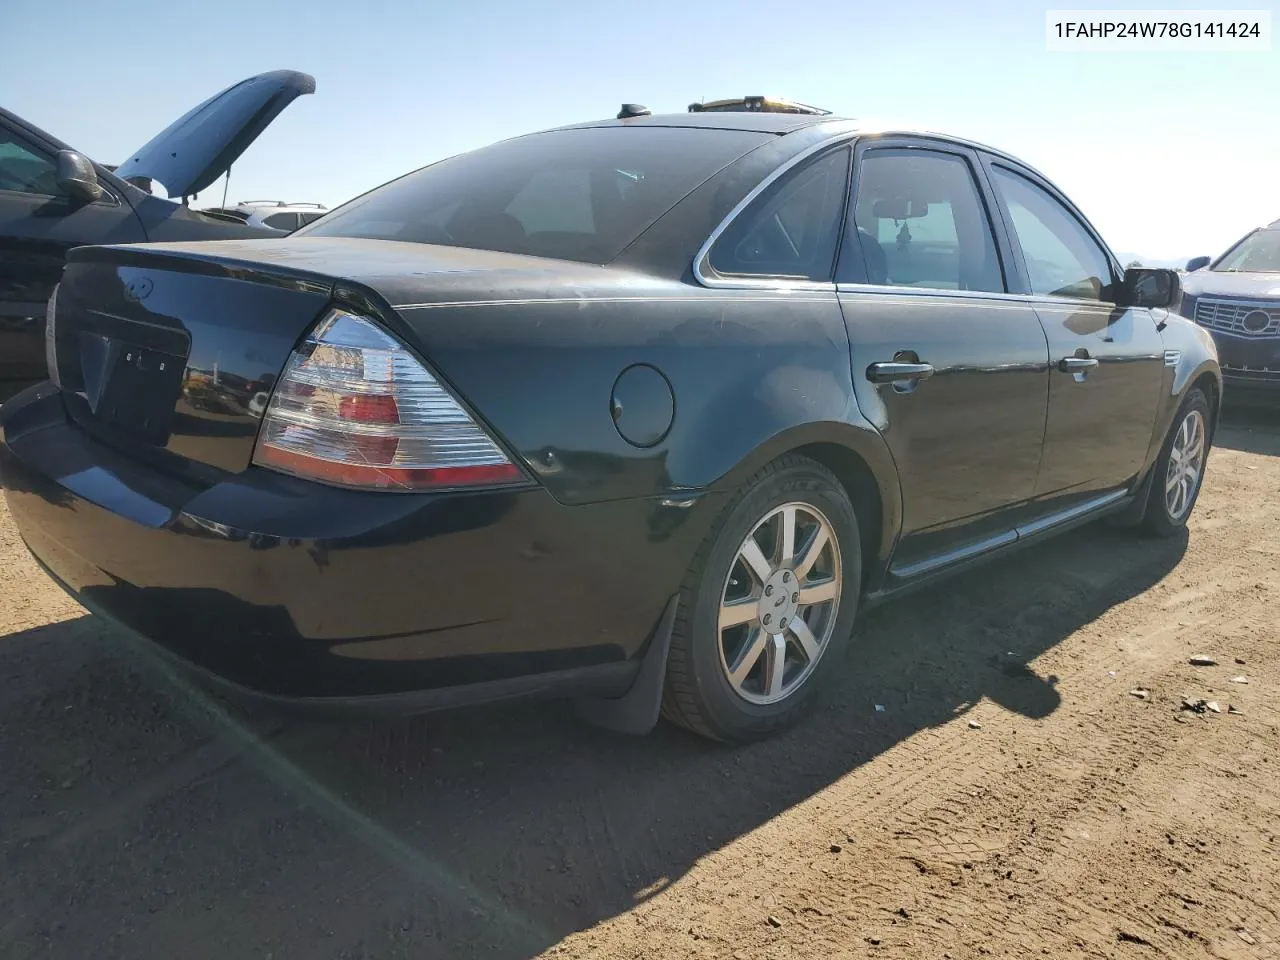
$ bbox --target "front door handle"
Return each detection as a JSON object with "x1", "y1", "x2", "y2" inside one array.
[{"x1": 867, "y1": 361, "x2": 935, "y2": 384}]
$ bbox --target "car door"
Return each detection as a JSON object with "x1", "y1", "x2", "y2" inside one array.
[
  {"x1": 836, "y1": 140, "x2": 1051, "y2": 577},
  {"x1": 982, "y1": 159, "x2": 1166, "y2": 505},
  {"x1": 0, "y1": 121, "x2": 146, "y2": 394}
]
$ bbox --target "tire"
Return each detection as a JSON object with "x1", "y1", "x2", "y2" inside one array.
[
  {"x1": 661, "y1": 455, "x2": 862, "y2": 742},
  {"x1": 1141, "y1": 387, "x2": 1212, "y2": 538}
]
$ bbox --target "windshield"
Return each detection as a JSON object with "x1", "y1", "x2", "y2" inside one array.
[
  {"x1": 1213, "y1": 229, "x2": 1280, "y2": 273},
  {"x1": 298, "y1": 126, "x2": 773, "y2": 264}
]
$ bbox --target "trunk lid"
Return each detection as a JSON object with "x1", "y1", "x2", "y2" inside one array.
[
  {"x1": 114, "y1": 70, "x2": 315, "y2": 199},
  {"x1": 49, "y1": 238, "x2": 613, "y2": 479},
  {"x1": 51, "y1": 245, "x2": 334, "y2": 478}
]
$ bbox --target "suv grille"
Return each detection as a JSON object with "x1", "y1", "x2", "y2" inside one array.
[
  {"x1": 1221, "y1": 363, "x2": 1280, "y2": 381},
  {"x1": 1193, "y1": 297, "x2": 1280, "y2": 337}
]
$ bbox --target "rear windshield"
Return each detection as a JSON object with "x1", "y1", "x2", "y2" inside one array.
[{"x1": 298, "y1": 126, "x2": 773, "y2": 264}]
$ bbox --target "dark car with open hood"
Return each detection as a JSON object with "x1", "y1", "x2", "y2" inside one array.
[
  {"x1": 1181, "y1": 220, "x2": 1280, "y2": 401},
  {"x1": 0, "y1": 108, "x2": 1221, "y2": 743},
  {"x1": 0, "y1": 70, "x2": 315, "y2": 400}
]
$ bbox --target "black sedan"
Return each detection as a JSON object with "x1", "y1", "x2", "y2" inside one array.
[{"x1": 0, "y1": 110, "x2": 1221, "y2": 742}]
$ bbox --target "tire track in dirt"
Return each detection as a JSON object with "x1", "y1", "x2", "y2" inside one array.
[
  {"x1": 547, "y1": 439, "x2": 1280, "y2": 959},
  {"x1": 2, "y1": 420, "x2": 1277, "y2": 960}
]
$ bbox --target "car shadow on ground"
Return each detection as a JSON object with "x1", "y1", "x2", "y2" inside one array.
[
  {"x1": 0, "y1": 521, "x2": 1189, "y2": 960},
  {"x1": 1216, "y1": 400, "x2": 1280, "y2": 457}
]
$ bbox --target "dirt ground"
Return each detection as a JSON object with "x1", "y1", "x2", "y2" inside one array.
[{"x1": 1, "y1": 406, "x2": 1278, "y2": 960}]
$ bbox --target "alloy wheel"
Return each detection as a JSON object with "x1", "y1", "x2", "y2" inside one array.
[
  {"x1": 717, "y1": 502, "x2": 842, "y2": 705},
  {"x1": 1165, "y1": 408, "x2": 1206, "y2": 520}
]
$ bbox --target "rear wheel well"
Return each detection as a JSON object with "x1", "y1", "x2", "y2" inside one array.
[{"x1": 795, "y1": 442, "x2": 883, "y2": 587}]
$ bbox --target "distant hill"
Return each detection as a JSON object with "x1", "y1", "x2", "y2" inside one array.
[{"x1": 1115, "y1": 252, "x2": 1199, "y2": 270}]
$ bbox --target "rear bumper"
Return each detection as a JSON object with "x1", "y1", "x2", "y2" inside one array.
[{"x1": 1, "y1": 388, "x2": 710, "y2": 708}]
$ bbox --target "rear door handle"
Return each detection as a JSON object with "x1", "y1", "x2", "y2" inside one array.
[
  {"x1": 1058, "y1": 356, "x2": 1099, "y2": 373},
  {"x1": 867, "y1": 361, "x2": 935, "y2": 384}
]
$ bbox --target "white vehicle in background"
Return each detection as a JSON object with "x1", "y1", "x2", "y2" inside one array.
[{"x1": 200, "y1": 200, "x2": 327, "y2": 232}]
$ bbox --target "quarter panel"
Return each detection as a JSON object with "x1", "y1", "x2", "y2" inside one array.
[{"x1": 394, "y1": 286, "x2": 876, "y2": 505}]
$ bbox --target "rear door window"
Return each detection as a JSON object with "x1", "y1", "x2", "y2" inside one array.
[{"x1": 850, "y1": 148, "x2": 1005, "y2": 293}]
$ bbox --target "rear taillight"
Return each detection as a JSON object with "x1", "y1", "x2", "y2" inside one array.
[
  {"x1": 252, "y1": 308, "x2": 523, "y2": 491},
  {"x1": 45, "y1": 284, "x2": 60, "y2": 388}
]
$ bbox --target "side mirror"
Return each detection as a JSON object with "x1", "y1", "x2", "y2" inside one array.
[
  {"x1": 1121, "y1": 267, "x2": 1180, "y2": 309},
  {"x1": 1185, "y1": 255, "x2": 1211, "y2": 272},
  {"x1": 55, "y1": 150, "x2": 103, "y2": 203}
]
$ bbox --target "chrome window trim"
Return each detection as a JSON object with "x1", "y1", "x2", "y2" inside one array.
[
  {"x1": 841, "y1": 282, "x2": 1122, "y2": 311},
  {"x1": 835, "y1": 282, "x2": 1049, "y2": 307},
  {"x1": 692, "y1": 132, "x2": 860, "y2": 292},
  {"x1": 1018, "y1": 294, "x2": 1120, "y2": 310}
]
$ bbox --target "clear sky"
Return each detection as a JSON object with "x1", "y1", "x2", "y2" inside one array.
[{"x1": 3, "y1": 0, "x2": 1276, "y2": 262}]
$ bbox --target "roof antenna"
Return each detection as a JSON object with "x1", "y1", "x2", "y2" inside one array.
[{"x1": 617, "y1": 103, "x2": 651, "y2": 119}]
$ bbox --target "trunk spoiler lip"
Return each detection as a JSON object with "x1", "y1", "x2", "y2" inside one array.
[
  {"x1": 65, "y1": 242, "x2": 338, "y2": 298},
  {"x1": 60, "y1": 244, "x2": 412, "y2": 355}
]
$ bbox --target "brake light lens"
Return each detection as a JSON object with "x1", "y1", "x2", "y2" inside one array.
[{"x1": 252, "y1": 308, "x2": 523, "y2": 491}]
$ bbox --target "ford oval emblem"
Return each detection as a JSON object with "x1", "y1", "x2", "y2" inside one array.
[{"x1": 124, "y1": 277, "x2": 154, "y2": 303}]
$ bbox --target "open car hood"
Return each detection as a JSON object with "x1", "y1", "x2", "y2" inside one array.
[{"x1": 114, "y1": 69, "x2": 315, "y2": 199}]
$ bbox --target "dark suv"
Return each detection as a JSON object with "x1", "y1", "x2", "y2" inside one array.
[
  {"x1": 1181, "y1": 220, "x2": 1280, "y2": 400},
  {"x1": 0, "y1": 70, "x2": 314, "y2": 401}
]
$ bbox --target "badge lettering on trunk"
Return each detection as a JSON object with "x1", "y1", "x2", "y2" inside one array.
[{"x1": 124, "y1": 277, "x2": 154, "y2": 303}]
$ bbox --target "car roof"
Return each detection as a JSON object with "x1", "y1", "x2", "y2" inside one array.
[
  {"x1": 554, "y1": 111, "x2": 841, "y2": 135},
  {"x1": 550, "y1": 112, "x2": 1027, "y2": 161},
  {"x1": 538, "y1": 112, "x2": 1053, "y2": 188}
]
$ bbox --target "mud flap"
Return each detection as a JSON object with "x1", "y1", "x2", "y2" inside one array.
[
  {"x1": 1109, "y1": 465, "x2": 1156, "y2": 528},
  {"x1": 573, "y1": 593, "x2": 678, "y2": 736}
]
